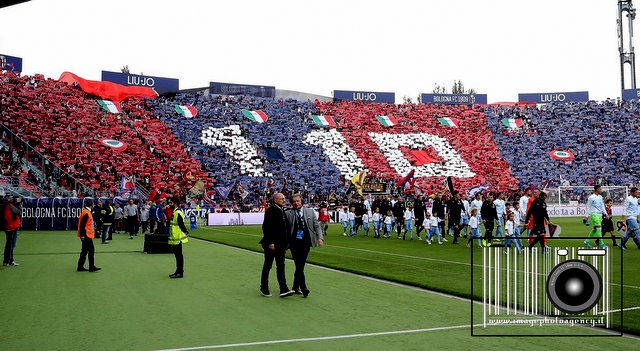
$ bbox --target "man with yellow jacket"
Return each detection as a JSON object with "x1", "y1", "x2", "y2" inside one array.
[{"x1": 168, "y1": 197, "x2": 189, "y2": 279}]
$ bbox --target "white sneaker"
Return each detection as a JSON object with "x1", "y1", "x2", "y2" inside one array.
[
  {"x1": 10, "y1": 261, "x2": 19, "y2": 266},
  {"x1": 343, "y1": 233, "x2": 347, "y2": 236},
  {"x1": 418, "y1": 237, "x2": 422, "y2": 241},
  {"x1": 427, "y1": 239, "x2": 432, "y2": 245},
  {"x1": 438, "y1": 241, "x2": 443, "y2": 245},
  {"x1": 442, "y1": 238, "x2": 448, "y2": 242}
]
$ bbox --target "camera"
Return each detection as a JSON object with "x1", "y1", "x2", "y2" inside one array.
[{"x1": 471, "y1": 238, "x2": 623, "y2": 337}]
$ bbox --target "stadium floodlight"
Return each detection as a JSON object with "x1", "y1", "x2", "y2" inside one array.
[{"x1": 618, "y1": 0, "x2": 637, "y2": 90}]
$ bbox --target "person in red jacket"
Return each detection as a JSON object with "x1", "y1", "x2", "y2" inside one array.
[{"x1": 3, "y1": 196, "x2": 22, "y2": 267}]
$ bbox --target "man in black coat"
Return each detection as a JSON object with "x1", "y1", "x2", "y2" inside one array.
[
  {"x1": 446, "y1": 191, "x2": 464, "y2": 244},
  {"x1": 480, "y1": 193, "x2": 498, "y2": 246},
  {"x1": 525, "y1": 191, "x2": 552, "y2": 250},
  {"x1": 259, "y1": 193, "x2": 294, "y2": 298},
  {"x1": 414, "y1": 195, "x2": 427, "y2": 240},
  {"x1": 392, "y1": 197, "x2": 406, "y2": 239}
]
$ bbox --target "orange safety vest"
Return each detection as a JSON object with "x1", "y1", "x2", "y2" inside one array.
[{"x1": 77, "y1": 208, "x2": 95, "y2": 239}]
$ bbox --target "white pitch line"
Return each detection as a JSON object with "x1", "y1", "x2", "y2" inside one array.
[
  {"x1": 206, "y1": 228, "x2": 640, "y2": 290},
  {"x1": 604, "y1": 306, "x2": 640, "y2": 314},
  {"x1": 151, "y1": 324, "x2": 474, "y2": 351},
  {"x1": 191, "y1": 238, "x2": 640, "y2": 342}
]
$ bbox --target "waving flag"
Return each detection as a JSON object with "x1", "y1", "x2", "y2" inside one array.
[
  {"x1": 397, "y1": 169, "x2": 415, "y2": 188},
  {"x1": 97, "y1": 100, "x2": 121, "y2": 113},
  {"x1": 312, "y1": 115, "x2": 337, "y2": 127},
  {"x1": 351, "y1": 170, "x2": 367, "y2": 196},
  {"x1": 237, "y1": 182, "x2": 250, "y2": 199},
  {"x1": 242, "y1": 109, "x2": 269, "y2": 123},
  {"x1": 438, "y1": 117, "x2": 459, "y2": 128},
  {"x1": 467, "y1": 184, "x2": 489, "y2": 198},
  {"x1": 501, "y1": 118, "x2": 523, "y2": 129},
  {"x1": 120, "y1": 176, "x2": 136, "y2": 197},
  {"x1": 215, "y1": 181, "x2": 236, "y2": 200},
  {"x1": 376, "y1": 115, "x2": 396, "y2": 127},
  {"x1": 175, "y1": 104, "x2": 198, "y2": 118}
]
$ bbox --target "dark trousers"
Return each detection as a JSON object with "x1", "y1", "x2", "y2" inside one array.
[
  {"x1": 77, "y1": 237, "x2": 95, "y2": 269},
  {"x1": 260, "y1": 247, "x2": 288, "y2": 292},
  {"x1": 484, "y1": 221, "x2": 495, "y2": 242},
  {"x1": 450, "y1": 219, "x2": 461, "y2": 243},
  {"x1": 528, "y1": 226, "x2": 546, "y2": 249},
  {"x1": 127, "y1": 216, "x2": 137, "y2": 237},
  {"x1": 141, "y1": 220, "x2": 149, "y2": 234},
  {"x1": 3, "y1": 230, "x2": 18, "y2": 264},
  {"x1": 291, "y1": 244, "x2": 311, "y2": 291},
  {"x1": 171, "y1": 243, "x2": 184, "y2": 274},
  {"x1": 416, "y1": 217, "x2": 425, "y2": 235},
  {"x1": 438, "y1": 219, "x2": 446, "y2": 236}
]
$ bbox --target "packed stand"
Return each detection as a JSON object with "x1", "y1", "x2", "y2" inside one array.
[{"x1": 485, "y1": 100, "x2": 640, "y2": 188}]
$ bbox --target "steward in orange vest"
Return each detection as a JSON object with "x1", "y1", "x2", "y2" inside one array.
[{"x1": 77, "y1": 198, "x2": 101, "y2": 272}]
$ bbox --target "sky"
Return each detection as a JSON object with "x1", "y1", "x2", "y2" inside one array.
[{"x1": 0, "y1": 0, "x2": 635, "y2": 103}]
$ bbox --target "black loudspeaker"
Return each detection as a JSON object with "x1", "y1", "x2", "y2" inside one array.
[{"x1": 143, "y1": 234, "x2": 172, "y2": 254}]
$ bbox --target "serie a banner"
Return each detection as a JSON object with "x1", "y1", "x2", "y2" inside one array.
[{"x1": 19, "y1": 198, "x2": 214, "y2": 231}]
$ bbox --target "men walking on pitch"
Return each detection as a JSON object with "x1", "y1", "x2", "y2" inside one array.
[
  {"x1": 259, "y1": 193, "x2": 294, "y2": 297},
  {"x1": 286, "y1": 194, "x2": 324, "y2": 298}
]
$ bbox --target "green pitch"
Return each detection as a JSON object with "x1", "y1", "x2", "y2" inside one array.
[{"x1": 0, "y1": 216, "x2": 637, "y2": 350}]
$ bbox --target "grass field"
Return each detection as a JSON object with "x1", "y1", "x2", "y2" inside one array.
[{"x1": 0, "y1": 217, "x2": 638, "y2": 350}]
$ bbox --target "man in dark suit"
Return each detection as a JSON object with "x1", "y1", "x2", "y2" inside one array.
[
  {"x1": 446, "y1": 191, "x2": 464, "y2": 244},
  {"x1": 286, "y1": 194, "x2": 324, "y2": 298},
  {"x1": 481, "y1": 193, "x2": 498, "y2": 246},
  {"x1": 259, "y1": 193, "x2": 294, "y2": 298}
]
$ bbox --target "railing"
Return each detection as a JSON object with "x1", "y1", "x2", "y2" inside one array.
[{"x1": 1, "y1": 123, "x2": 97, "y2": 197}]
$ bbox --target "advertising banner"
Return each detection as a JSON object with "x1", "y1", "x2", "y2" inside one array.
[
  {"x1": 333, "y1": 90, "x2": 395, "y2": 103},
  {"x1": 101, "y1": 70, "x2": 179, "y2": 94},
  {"x1": 0, "y1": 54, "x2": 22, "y2": 73},
  {"x1": 421, "y1": 93, "x2": 487, "y2": 105},
  {"x1": 518, "y1": 91, "x2": 589, "y2": 104}
]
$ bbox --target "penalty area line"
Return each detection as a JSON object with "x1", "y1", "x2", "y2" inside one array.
[{"x1": 150, "y1": 324, "x2": 473, "y2": 351}]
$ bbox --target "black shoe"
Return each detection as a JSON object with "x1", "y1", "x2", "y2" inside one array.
[
  {"x1": 302, "y1": 289, "x2": 310, "y2": 298},
  {"x1": 77, "y1": 267, "x2": 89, "y2": 272},
  {"x1": 294, "y1": 288, "x2": 303, "y2": 295},
  {"x1": 279, "y1": 289, "x2": 295, "y2": 297},
  {"x1": 89, "y1": 266, "x2": 101, "y2": 272},
  {"x1": 169, "y1": 273, "x2": 183, "y2": 279},
  {"x1": 260, "y1": 288, "x2": 272, "y2": 297}
]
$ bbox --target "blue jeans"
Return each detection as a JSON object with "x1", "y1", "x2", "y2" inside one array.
[
  {"x1": 405, "y1": 219, "x2": 414, "y2": 238},
  {"x1": 101, "y1": 225, "x2": 111, "y2": 243},
  {"x1": 3, "y1": 230, "x2": 18, "y2": 264}
]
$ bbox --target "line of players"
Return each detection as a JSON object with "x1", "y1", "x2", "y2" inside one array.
[
  {"x1": 336, "y1": 186, "x2": 640, "y2": 251},
  {"x1": 337, "y1": 191, "x2": 527, "y2": 248}
]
